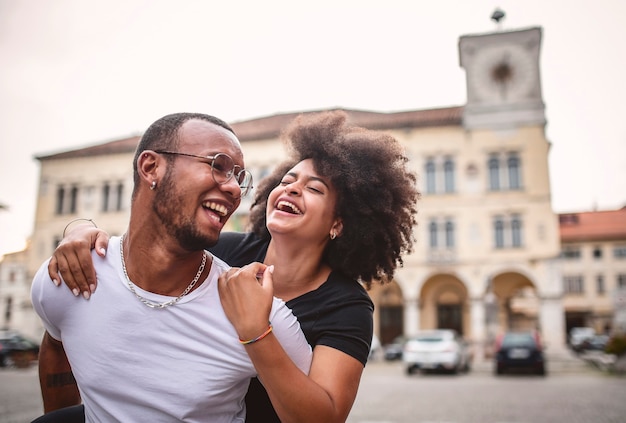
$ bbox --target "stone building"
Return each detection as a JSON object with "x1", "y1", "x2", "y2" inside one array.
[
  {"x1": 21, "y1": 25, "x2": 571, "y2": 353},
  {"x1": 10, "y1": 24, "x2": 625, "y2": 354},
  {"x1": 0, "y1": 248, "x2": 40, "y2": 339},
  {"x1": 558, "y1": 207, "x2": 626, "y2": 336}
]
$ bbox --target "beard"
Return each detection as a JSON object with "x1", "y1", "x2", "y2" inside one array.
[{"x1": 152, "y1": 171, "x2": 219, "y2": 251}]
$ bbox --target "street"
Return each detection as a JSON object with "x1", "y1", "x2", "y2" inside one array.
[
  {"x1": 348, "y1": 356, "x2": 626, "y2": 423},
  {"x1": 1, "y1": 354, "x2": 625, "y2": 423},
  {"x1": 0, "y1": 365, "x2": 42, "y2": 423}
]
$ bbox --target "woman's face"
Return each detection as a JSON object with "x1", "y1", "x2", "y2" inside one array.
[{"x1": 266, "y1": 159, "x2": 341, "y2": 242}]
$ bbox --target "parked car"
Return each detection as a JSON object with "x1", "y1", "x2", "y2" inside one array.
[
  {"x1": 403, "y1": 329, "x2": 472, "y2": 374},
  {"x1": 579, "y1": 334, "x2": 610, "y2": 352},
  {"x1": 494, "y1": 331, "x2": 546, "y2": 376},
  {"x1": 383, "y1": 336, "x2": 407, "y2": 361},
  {"x1": 368, "y1": 334, "x2": 381, "y2": 361},
  {"x1": 569, "y1": 327, "x2": 595, "y2": 353},
  {"x1": 0, "y1": 330, "x2": 40, "y2": 368}
]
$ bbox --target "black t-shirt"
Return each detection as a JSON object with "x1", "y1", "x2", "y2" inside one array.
[{"x1": 209, "y1": 231, "x2": 374, "y2": 423}]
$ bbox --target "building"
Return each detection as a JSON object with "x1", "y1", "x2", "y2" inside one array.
[
  {"x1": 16, "y1": 24, "x2": 626, "y2": 354},
  {"x1": 22, "y1": 25, "x2": 567, "y2": 354},
  {"x1": 558, "y1": 207, "x2": 626, "y2": 336},
  {"x1": 0, "y1": 248, "x2": 40, "y2": 339}
]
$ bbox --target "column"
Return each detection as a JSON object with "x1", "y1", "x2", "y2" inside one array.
[
  {"x1": 470, "y1": 297, "x2": 489, "y2": 359},
  {"x1": 404, "y1": 297, "x2": 420, "y2": 335},
  {"x1": 539, "y1": 296, "x2": 567, "y2": 354}
]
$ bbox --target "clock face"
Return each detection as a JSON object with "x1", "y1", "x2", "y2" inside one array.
[{"x1": 469, "y1": 44, "x2": 536, "y2": 103}]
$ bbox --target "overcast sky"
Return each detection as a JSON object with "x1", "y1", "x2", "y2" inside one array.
[{"x1": 1, "y1": 0, "x2": 625, "y2": 258}]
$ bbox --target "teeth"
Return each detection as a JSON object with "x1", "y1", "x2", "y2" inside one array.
[
  {"x1": 204, "y1": 201, "x2": 228, "y2": 216},
  {"x1": 277, "y1": 200, "x2": 302, "y2": 215}
]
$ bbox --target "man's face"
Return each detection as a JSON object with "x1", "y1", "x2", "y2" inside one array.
[{"x1": 153, "y1": 119, "x2": 245, "y2": 251}]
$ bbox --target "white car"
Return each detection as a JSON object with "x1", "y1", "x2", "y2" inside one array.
[
  {"x1": 402, "y1": 330, "x2": 472, "y2": 375},
  {"x1": 569, "y1": 327, "x2": 595, "y2": 352}
]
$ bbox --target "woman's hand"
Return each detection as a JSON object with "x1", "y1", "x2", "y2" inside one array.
[
  {"x1": 47, "y1": 224, "x2": 110, "y2": 299},
  {"x1": 217, "y1": 262, "x2": 274, "y2": 341}
]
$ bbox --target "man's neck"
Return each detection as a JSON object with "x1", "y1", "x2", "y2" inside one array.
[{"x1": 120, "y1": 232, "x2": 211, "y2": 296}]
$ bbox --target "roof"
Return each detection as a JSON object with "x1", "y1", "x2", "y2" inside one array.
[
  {"x1": 231, "y1": 106, "x2": 464, "y2": 141},
  {"x1": 36, "y1": 106, "x2": 463, "y2": 160},
  {"x1": 559, "y1": 207, "x2": 626, "y2": 243},
  {"x1": 36, "y1": 135, "x2": 141, "y2": 161}
]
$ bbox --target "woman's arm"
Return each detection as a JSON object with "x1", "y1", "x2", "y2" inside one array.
[
  {"x1": 47, "y1": 224, "x2": 110, "y2": 299},
  {"x1": 253, "y1": 344, "x2": 362, "y2": 423},
  {"x1": 218, "y1": 264, "x2": 363, "y2": 423}
]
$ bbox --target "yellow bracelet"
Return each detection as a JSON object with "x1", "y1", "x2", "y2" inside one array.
[
  {"x1": 62, "y1": 218, "x2": 97, "y2": 238},
  {"x1": 239, "y1": 323, "x2": 273, "y2": 345}
]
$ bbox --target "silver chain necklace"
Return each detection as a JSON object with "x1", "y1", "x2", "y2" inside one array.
[{"x1": 120, "y1": 234, "x2": 207, "y2": 309}]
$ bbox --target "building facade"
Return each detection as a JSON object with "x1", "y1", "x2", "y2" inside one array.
[
  {"x1": 6, "y1": 25, "x2": 620, "y2": 353},
  {"x1": 0, "y1": 248, "x2": 40, "y2": 339},
  {"x1": 558, "y1": 207, "x2": 626, "y2": 336}
]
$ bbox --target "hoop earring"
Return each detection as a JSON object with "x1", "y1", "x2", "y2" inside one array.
[
  {"x1": 150, "y1": 181, "x2": 157, "y2": 190},
  {"x1": 330, "y1": 231, "x2": 337, "y2": 240}
]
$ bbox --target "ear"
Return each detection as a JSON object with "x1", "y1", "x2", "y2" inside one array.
[
  {"x1": 331, "y1": 219, "x2": 344, "y2": 238},
  {"x1": 137, "y1": 150, "x2": 161, "y2": 187}
]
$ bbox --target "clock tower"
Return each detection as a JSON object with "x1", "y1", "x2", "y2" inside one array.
[{"x1": 459, "y1": 27, "x2": 545, "y2": 129}]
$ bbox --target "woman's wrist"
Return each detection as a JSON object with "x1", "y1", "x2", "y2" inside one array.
[
  {"x1": 239, "y1": 322, "x2": 273, "y2": 345},
  {"x1": 62, "y1": 218, "x2": 97, "y2": 238}
]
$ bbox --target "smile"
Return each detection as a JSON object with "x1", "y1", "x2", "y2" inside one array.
[
  {"x1": 276, "y1": 200, "x2": 302, "y2": 215},
  {"x1": 202, "y1": 201, "x2": 228, "y2": 217}
]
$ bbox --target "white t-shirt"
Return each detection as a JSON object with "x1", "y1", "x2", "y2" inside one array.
[{"x1": 31, "y1": 236, "x2": 312, "y2": 423}]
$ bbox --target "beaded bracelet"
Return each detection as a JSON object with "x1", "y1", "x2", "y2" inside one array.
[
  {"x1": 62, "y1": 218, "x2": 98, "y2": 238},
  {"x1": 239, "y1": 322, "x2": 273, "y2": 345}
]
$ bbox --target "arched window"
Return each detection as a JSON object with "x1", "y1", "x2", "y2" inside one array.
[
  {"x1": 69, "y1": 186, "x2": 78, "y2": 214},
  {"x1": 425, "y1": 159, "x2": 436, "y2": 194},
  {"x1": 116, "y1": 182, "x2": 125, "y2": 211},
  {"x1": 445, "y1": 220, "x2": 455, "y2": 247},
  {"x1": 511, "y1": 214, "x2": 522, "y2": 247},
  {"x1": 55, "y1": 186, "x2": 65, "y2": 215},
  {"x1": 102, "y1": 183, "x2": 111, "y2": 212},
  {"x1": 444, "y1": 158, "x2": 455, "y2": 193},
  {"x1": 494, "y1": 216, "x2": 504, "y2": 248},
  {"x1": 488, "y1": 156, "x2": 500, "y2": 191},
  {"x1": 429, "y1": 220, "x2": 438, "y2": 248},
  {"x1": 508, "y1": 154, "x2": 521, "y2": 189}
]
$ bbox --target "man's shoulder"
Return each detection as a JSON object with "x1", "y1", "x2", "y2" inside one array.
[
  {"x1": 31, "y1": 257, "x2": 54, "y2": 290},
  {"x1": 209, "y1": 253, "x2": 231, "y2": 272}
]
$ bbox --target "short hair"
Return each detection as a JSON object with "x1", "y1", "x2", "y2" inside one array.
[
  {"x1": 248, "y1": 111, "x2": 420, "y2": 288},
  {"x1": 131, "y1": 113, "x2": 235, "y2": 196}
]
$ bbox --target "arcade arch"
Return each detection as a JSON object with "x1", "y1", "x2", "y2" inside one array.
[
  {"x1": 420, "y1": 274, "x2": 469, "y2": 336},
  {"x1": 487, "y1": 271, "x2": 540, "y2": 334},
  {"x1": 370, "y1": 280, "x2": 405, "y2": 345}
]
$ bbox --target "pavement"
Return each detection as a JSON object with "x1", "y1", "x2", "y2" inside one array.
[{"x1": 578, "y1": 350, "x2": 626, "y2": 373}]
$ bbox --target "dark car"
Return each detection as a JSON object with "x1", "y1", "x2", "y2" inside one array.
[
  {"x1": 0, "y1": 330, "x2": 40, "y2": 368},
  {"x1": 494, "y1": 331, "x2": 546, "y2": 376},
  {"x1": 383, "y1": 336, "x2": 407, "y2": 361}
]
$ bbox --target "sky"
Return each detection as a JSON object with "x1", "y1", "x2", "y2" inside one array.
[{"x1": 1, "y1": 0, "x2": 625, "y2": 258}]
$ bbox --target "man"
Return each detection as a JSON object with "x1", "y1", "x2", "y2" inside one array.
[{"x1": 30, "y1": 113, "x2": 312, "y2": 422}]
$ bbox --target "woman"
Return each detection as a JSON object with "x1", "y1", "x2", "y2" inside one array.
[{"x1": 48, "y1": 111, "x2": 419, "y2": 422}]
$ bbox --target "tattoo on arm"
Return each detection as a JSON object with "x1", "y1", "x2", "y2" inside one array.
[{"x1": 46, "y1": 372, "x2": 77, "y2": 388}]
